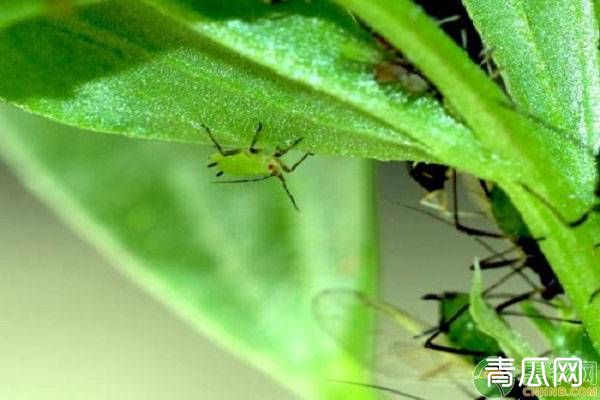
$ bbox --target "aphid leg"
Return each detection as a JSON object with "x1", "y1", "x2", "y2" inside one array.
[
  {"x1": 500, "y1": 311, "x2": 581, "y2": 325},
  {"x1": 494, "y1": 290, "x2": 537, "y2": 313},
  {"x1": 484, "y1": 261, "x2": 538, "y2": 293},
  {"x1": 202, "y1": 124, "x2": 226, "y2": 156},
  {"x1": 476, "y1": 257, "x2": 521, "y2": 270},
  {"x1": 277, "y1": 175, "x2": 299, "y2": 211},
  {"x1": 470, "y1": 250, "x2": 538, "y2": 296},
  {"x1": 249, "y1": 122, "x2": 263, "y2": 153},
  {"x1": 460, "y1": 28, "x2": 467, "y2": 50},
  {"x1": 436, "y1": 14, "x2": 461, "y2": 26},
  {"x1": 275, "y1": 137, "x2": 303, "y2": 157},
  {"x1": 478, "y1": 179, "x2": 492, "y2": 197},
  {"x1": 213, "y1": 175, "x2": 273, "y2": 184},
  {"x1": 282, "y1": 152, "x2": 313, "y2": 173},
  {"x1": 474, "y1": 254, "x2": 537, "y2": 290},
  {"x1": 520, "y1": 184, "x2": 599, "y2": 228},
  {"x1": 475, "y1": 255, "x2": 539, "y2": 292},
  {"x1": 588, "y1": 288, "x2": 600, "y2": 304},
  {"x1": 589, "y1": 288, "x2": 600, "y2": 304},
  {"x1": 420, "y1": 263, "x2": 531, "y2": 336},
  {"x1": 451, "y1": 170, "x2": 504, "y2": 238}
]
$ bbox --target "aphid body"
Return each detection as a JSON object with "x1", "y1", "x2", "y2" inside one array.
[
  {"x1": 203, "y1": 122, "x2": 312, "y2": 211},
  {"x1": 209, "y1": 150, "x2": 281, "y2": 177}
]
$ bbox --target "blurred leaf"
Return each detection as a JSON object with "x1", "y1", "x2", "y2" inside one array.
[
  {"x1": 0, "y1": 103, "x2": 378, "y2": 399},
  {"x1": 313, "y1": 288, "x2": 474, "y2": 396}
]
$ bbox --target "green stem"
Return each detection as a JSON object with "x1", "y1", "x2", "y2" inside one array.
[{"x1": 333, "y1": 0, "x2": 571, "y2": 193}]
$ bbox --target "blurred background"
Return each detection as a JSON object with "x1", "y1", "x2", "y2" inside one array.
[{"x1": 0, "y1": 157, "x2": 502, "y2": 400}]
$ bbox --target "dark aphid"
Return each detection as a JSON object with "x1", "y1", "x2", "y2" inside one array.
[
  {"x1": 406, "y1": 162, "x2": 451, "y2": 212},
  {"x1": 405, "y1": 166, "x2": 559, "y2": 304},
  {"x1": 373, "y1": 61, "x2": 432, "y2": 95},
  {"x1": 203, "y1": 123, "x2": 312, "y2": 211},
  {"x1": 405, "y1": 165, "x2": 565, "y2": 307},
  {"x1": 486, "y1": 185, "x2": 564, "y2": 303},
  {"x1": 407, "y1": 162, "x2": 450, "y2": 193},
  {"x1": 437, "y1": 173, "x2": 564, "y2": 305},
  {"x1": 349, "y1": 17, "x2": 438, "y2": 97}
]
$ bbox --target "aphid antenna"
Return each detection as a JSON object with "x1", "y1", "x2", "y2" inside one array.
[
  {"x1": 201, "y1": 123, "x2": 226, "y2": 155},
  {"x1": 401, "y1": 201, "x2": 537, "y2": 290},
  {"x1": 277, "y1": 175, "x2": 300, "y2": 211},
  {"x1": 401, "y1": 200, "x2": 539, "y2": 292},
  {"x1": 213, "y1": 175, "x2": 274, "y2": 184},
  {"x1": 520, "y1": 184, "x2": 596, "y2": 228},
  {"x1": 497, "y1": 100, "x2": 589, "y2": 149},
  {"x1": 500, "y1": 311, "x2": 581, "y2": 325},
  {"x1": 274, "y1": 137, "x2": 304, "y2": 157},
  {"x1": 478, "y1": 46, "x2": 502, "y2": 79},
  {"x1": 436, "y1": 14, "x2": 461, "y2": 26},
  {"x1": 460, "y1": 28, "x2": 468, "y2": 50},
  {"x1": 399, "y1": 203, "x2": 498, "y2": 255},
  {"x1": 485, "y1": 292, "x2": 560, "y2": 307},
  {"x1": 451, "y1": 170, "x2": 504, "y2": 239},
  {"x1": 283, "y1": 152, "x2": 313, "y2": 173},
  {"x1": 249, "y1": 122, "x2": 263, "y2": 152},
  {"x1": 589, "y1": 288, "x2": 600, "y2": 304},
  {"x1": 495, "y1": 289, "x2": 539, "y2": 313},
  {"x1": 329, "y1": 380, "x2": 428, "y2": 400}
]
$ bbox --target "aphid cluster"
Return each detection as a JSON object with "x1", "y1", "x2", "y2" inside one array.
[
  {"x1": 408, "y1": 163, "x2": 570, "y2": 324},
  {"x1": 350, "y1": 2, "x2": 508, "y2": 102},
  {"x1": 313, "y1": 161, "x2": 592, "y2": 400}
]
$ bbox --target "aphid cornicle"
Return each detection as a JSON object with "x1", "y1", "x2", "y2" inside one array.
[{"x1": 203, "y1": 122, "x2": 312, "y2": 211}]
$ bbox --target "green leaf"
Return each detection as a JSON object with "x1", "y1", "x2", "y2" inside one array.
[
  {"x1": 469, "y1": 261, "x2": 535, "y2": 362},
  {"x1": 0, "y1": 0, "x2": 421, "y2": 161},
  {"x1": 0, "y1": 103, "x2": 378, "y2": 400},
  {"x1": 462, "y1": 0, "x2": 600, "y2": 173},
  {"x1": 0, "y1": 0, "x2": 520, "y2": 178}
]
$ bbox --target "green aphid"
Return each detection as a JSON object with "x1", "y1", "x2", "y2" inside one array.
[
  {"x1": 421, "y1": 291, "x2": 502, "y2": 367},
  {"x1": 204, "y1": 123, "x2": 312, "y2": 211},
  {"x1": 436, "y1": 292, "x2": 502, "y2": 362}
]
